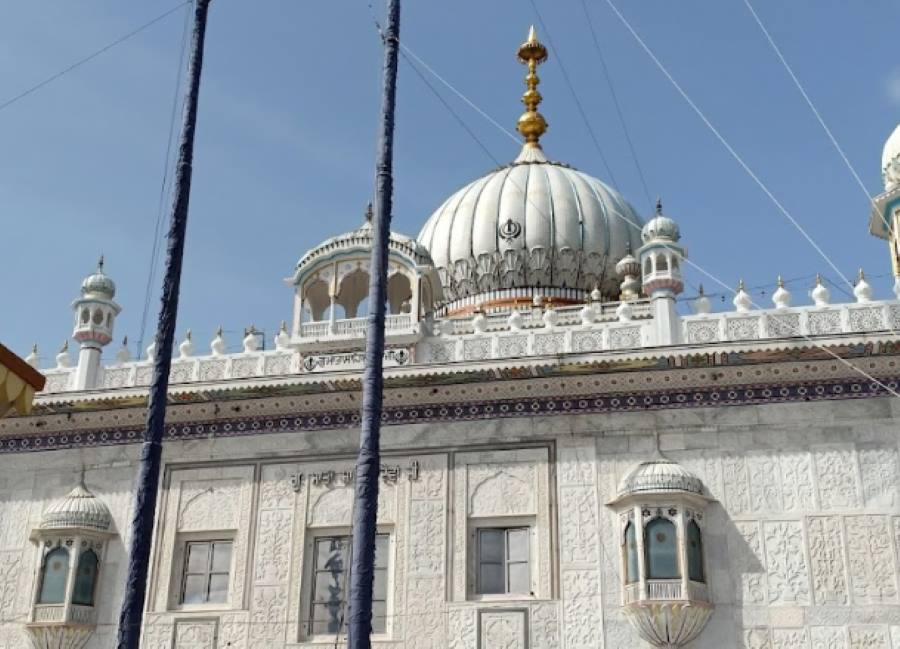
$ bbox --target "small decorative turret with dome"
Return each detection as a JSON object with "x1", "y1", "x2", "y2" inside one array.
[
  {"x1": 71, "y1": 257, "x2": 122, "y2": 390},
  {"x1": 638, "y1": 198, "x2": 686, "y2": 297}
]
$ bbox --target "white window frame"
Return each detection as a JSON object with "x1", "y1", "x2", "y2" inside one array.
[
  {"x1": 169, "y1": 531, "x2": 235, "y2": 611},
  {"x1": 301, "y1": 526, "x2": 394, "y2": 642},
  {"x1": 468, "y1": 516, "x2": 536, "y2": 601}
]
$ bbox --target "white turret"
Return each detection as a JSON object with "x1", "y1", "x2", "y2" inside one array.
[
  {"x1": 733, "y1": 280, "x2": 752, "y2": 312},
  {"x1": 639, "y1": 199, "x2": 686, "y2": 345},
  {"x1": 854, "y1": 268, "x2": 873, "y2": 303},
  {"x1": 71, "y1": 257, "x2": 121, "y2": 390},
  {"x1": 811, "y1": 274, "x2": 830, "y2": 306},
  {"x1": 771, "y1": 276, "x2": 791, "y2": 309}
]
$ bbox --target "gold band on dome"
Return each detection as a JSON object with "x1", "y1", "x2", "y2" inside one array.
[{"x1": 516, "y1": 26, "x2": 548, "y2": 149}]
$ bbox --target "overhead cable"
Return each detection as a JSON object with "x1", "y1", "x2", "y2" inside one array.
[
  {"x1": 602, "y1": 0, "x2": 855, "y2": 291},
  {"x1": 0, "y1": 1, "x2": 191, "y2": 114}
]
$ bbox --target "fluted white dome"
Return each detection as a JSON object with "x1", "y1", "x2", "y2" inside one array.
[
  {"x1": 882, "y1": 123, "x2": 900, "y2": 191},
  {"x1": 617, "y1": 458, "x2": 706, "y2": 498},
  {"x1": 80, "y1": 258, "x2": 116, "y2": 300},
  {"x1": 417, "y1": 147, "x2": 644, "y2": 307},
  {"x1": 40, "y1": 483, "x2": 113, "y2": 532}
]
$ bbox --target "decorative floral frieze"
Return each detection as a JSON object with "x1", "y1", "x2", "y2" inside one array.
[
  {"x1": 174, "y1": 620, "x2": 216, "y2": 649},
  {"x1": 847, "y1": 307, "x2": 884, "y2": 332},
  {"x1": 570, "y1": 329, "x2": 603, "y2": 352},
  {"x1": 608, "y1": 325, "x2": 641, "y2": 350},
  {"x1": 808, "y1": 310, "x2": 842, "y2": 336},
  {"x1": 727, "y1": 317, "x2": 761, "y2": 341},
  {"x1": 845, "y1": 515, "x2": 898, "y2": 604},
  {"x1": 497, "y1": 335, "x2": 529, "y2": 357},
  {"x1": 763, "y1": 520, "x2": 810, "y2": 605},
  {"x1": 533, "y1": 332, "x2": 566, "y2": 355},
  {"x1": 462, "y1": 338, "x2": 491, "y2": 361},
  {"x1": 686, "y1": 319, "x2": 720, "y2": 344},
  {"x1": 427, "y1": 340, "x2": 455, "y2": 363},
  {"x1": 814, "y1": 448, "x2": 860, "y2": 510},
  {"x1": 807, "y1": 516, "x2": 849, "y2": 605},
  {"x1": 479, "y1": 609, "x2": 527, "y2": 649},
  {"x1": 767, "y1": 313, "x2": 801, "y2": 337},
  {"x1": 100, "y1": 367, "x2": 132, "y2": 389}
]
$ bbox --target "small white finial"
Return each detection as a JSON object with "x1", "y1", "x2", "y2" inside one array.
[
  {"x1": 772, "y1": 276, "x2": 791, "y2": 309},
  {"x1": 616, "y1": 300, "x2": 633, "y2": 321},
  {"x1": 811, "y1": 274, "x2": 830, "y2": 306},
  {"x1": 146, "y1": 340, "x2": 157, "y2": 362},
  {"x1": 210, "y1": 326, "x2": 226, "y2": 356},
  {"x1": 243, "y1": 325, "x2": 259, "y2": 352},
  {"x1": 115, "y1": 336, "x2": 131, "y2": 363},
  {"x1": 472, "y1": 306, "x2": 488, "y2": 334},
  {"x1": 542, "y1": 299, "x2": 558, "y2": 328},
  {"x1": 56, "y1": 340, "x2": 72, "y2": 368},
  {"x1": 590, "y1": 285, "x2": 602, "y2": 303},
  {"x1": 580, "y1": 303, "x2": 595, "y2": 325},
  {"x1": 733, "y1": 279, "x2": 752, "y2": 312},
  {"x1": 178, "y1": 330, "x2": 194, "y2": 358},
  {"x1": 694, "y1": 284, "x2": 711, "y2": 314},
  {"x1": 25, "y1": 344, "x2": 39, "y2": 369},
  {"x1": 275, "y1": 321, "x2": 290, "y2": 350},
  {"x1": 853, "y1": 268, "x2": 872, "y2": 303},
  {"x1": 507, "y1": 310, "x2": 524, "y2": 331}
]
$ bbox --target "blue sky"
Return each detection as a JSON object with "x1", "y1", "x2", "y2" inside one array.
[{"x1": 3, "y1": 1, "x2": 899, "y2": 362}]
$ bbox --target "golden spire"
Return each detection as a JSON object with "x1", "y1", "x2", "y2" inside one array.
[{"x1": 516, "y1": 26, "x2": 549, "y2": 149}]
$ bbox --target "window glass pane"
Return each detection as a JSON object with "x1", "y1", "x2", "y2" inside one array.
[
  {"x1": 208, "y1": 573, "x2": 229, "y2": 603},
  {"x1": 72, "y1": 550, "x2": 99, "y2": 606},
  {"x1": 182, "y1": 574, "x2": 207, "y2": 604},
  {"x1": 372, "y1": 600, "x2": 387, "y2": 633},
  {"x1": 645, "y1": 518, "x2": 679, "y2": 579},
  {"x1": 311, "y1": 602, "x2": 344, "y2": 635},
  {"x1": 38, "y1": 547, "x2": 69, "y2": 604},
  {"x1": 478, "y1": 529, "x2": 503, "y2": 563},
  {"x1": 314, "y1": 570, "x2": 345, "y2": 603},
  {"x1": 211, "y1": 542, "x2": 232, "y2": 573},
  {"x1": 374, "y1": 534, "x2": 389, "y2": 569},
  {"x1": 479, "y1": 562, "x2": 505, "y2": 594},
  {"x1": 507, "y1": 562, "x2": 530, "y2": 593},
  {"x1": 687, "y1": 520, "x2": 704, "y2": 583},
  {"x1": 186, "y1": 543, "x2": 209, "y2": 574},
  {"x1": 507, "y1": 529, "x2": 529, "y2": 562},
  {"x1": 373, "y1": 568, "x2": 388, "y2": 601},
  {"x1": 624, "y1": 522, "x2": 639, "y2": 584},
  {"x1": 316, "y1": 537, "x2": 347, "y2": 570}
]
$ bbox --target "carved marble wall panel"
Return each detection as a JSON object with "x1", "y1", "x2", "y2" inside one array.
[
  {"x1": 448, "y1": 607, "x2": 477, "y2": 649},
  {"x1": 723, "y1": 455, "x2": 752, "y2": 514},
  {"x1": 0, "y1": 551, "x2": 22, "y2": 623},
  {"x1": 563, "y1": 570, "x2": 603, "y2": 649},
  {"x1": 810, "y1": 626, "x2": 849, "y2": 649},
  {"x1": 806, "y1": 516, "x2": 849, "y2": 605},
  {"x1": 731, "y1": 520, "x2": 767, "y2": 605},
  {"x1": 219, "y1": 612, "x2": 250, "y2": 649},
  {"x1": 0, "y1": 500, "x2": 29, "y2": 550},
  {"x1": 779, "y1": 452, "x2": 817, "y2": 512},
  {"x1": 848, "y1": 626, "x2": 890, "y2": 648},
  {"x1": 174, "y1": 619, "x2": 217, "y2": 649},
  {"x1": 142, "y1": 614, "x2": 175, "y2": 649},
  {"x1": 404, "y1": 455, "x2": 449, "y2": 649},
  {"x1": 557, "y1": 438, "x2": 602, "y2": 647},
  {"x1": 772, "y1": 627, "x2": 809, "y2": 649},
  {"x1": 743, "y1": 627, "x2": 772, "y2": 649},
  {"x1": 844, "y1": 515, "x2": 898, "y2": 605},
  {"x1": 529, "y1": 602, "x2": 560, "y2": 649},
  {"x1": 762, "y1": 520, "x2": 811, "y2": 605},
  {"x1": 857, "y1": 447, "x2": 899, "y2": 507},
  {"x1": 478, "y1": 609, "x2": 527, "y2": 649},
  {"x1": 153, "y1": 465, "x2": 255, "y2": 613},
  {"x1": 813, "y1": 448, "x2": 861, "y2": 510},
  {"x1": 748, "y1": 453, "x2": 783, "y2": 512}
]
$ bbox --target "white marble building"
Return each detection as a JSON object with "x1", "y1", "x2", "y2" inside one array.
[{"x1": 3, "y1": 28, "x2": 900, "y2": 649}]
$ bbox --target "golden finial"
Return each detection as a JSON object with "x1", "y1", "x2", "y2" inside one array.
[{"x1": 516, "y1": 25, "x2": 549, "y2": 149}]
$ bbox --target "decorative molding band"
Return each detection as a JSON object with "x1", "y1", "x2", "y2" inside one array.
[{"x1": 1, "y1": 375, "x2": 897, "y2": 454}]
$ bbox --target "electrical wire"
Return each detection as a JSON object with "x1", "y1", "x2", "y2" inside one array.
[
  {"x1": 528, "y1": 0, "x2": 620, "y2": 190},
  {"x1": 365, "y1": 0, "x2": 900, "y2": 398},
  {"x1": 602, "y1": 0, "x2": 855, "y2": 291},
  {"x1": 579, "y1": 0, "x2": 654, "y2": 209},
  {"x1": 137, "y1": 2, "x2": 192, "y2": 359},
  {"x1": 0, "y1": 1, "x2": 191, "y2": 114},
  {"x1": 742, "y1": 0, "x2": 889, "y2": 232}
]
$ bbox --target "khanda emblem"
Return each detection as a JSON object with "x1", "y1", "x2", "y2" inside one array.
[{"x1": 499, "y1": 217, "x2": 522, "y2": 241}]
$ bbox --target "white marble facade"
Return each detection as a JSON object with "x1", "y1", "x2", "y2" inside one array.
[{"x1": 1, "y1": 391, "x2": 899, "y2": 649}]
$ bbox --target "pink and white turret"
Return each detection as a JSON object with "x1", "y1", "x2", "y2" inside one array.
[
  {"x1": 71, "y1": 257, "x2": 121, "y2": 390},
  {"x1": 639, "y1": 199, "x2": 687, "y2": 345}
]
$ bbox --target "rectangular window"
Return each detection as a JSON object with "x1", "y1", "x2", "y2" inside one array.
[
  {"x1": 309, "y1": 534, "x2": 389, "y2": 636},
  {"x1": 181, "y1": 540, "x2": 232, "y2": 605},
  {"x1": 476, "y1": 527, "x2": 530, "y2": 595}
]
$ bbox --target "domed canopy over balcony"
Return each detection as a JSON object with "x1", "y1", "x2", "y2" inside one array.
[{"x1": 290, "y1": 205, "x2": 439, "y2": 349}]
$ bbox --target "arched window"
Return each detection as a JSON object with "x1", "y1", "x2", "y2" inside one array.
[
  {"x1": 624, "y1": 522, "x2": 639, "y2": 584},
  {"x1": 687, "y1": 520, "x2": 704, "y2": 583},
  {"x1": 656, "y1": 254, "x2": 668, "y2": 272},
  {"x1": 644, "y1": 518, "x2": 679, "y2": 579},
  {"x1": 38, "y1": 547, "x2": 70, "y2": 604},
  {"x1": 72, "y1": 549, "x2": 99, "y2": 606}
]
